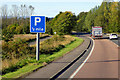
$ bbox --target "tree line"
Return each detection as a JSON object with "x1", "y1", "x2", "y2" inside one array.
[
  {"x1": 46, "y1": 2, "x2": 120, "y2": 34},
  {"x1": 1, "y1": 2, "x2": 120, "y2": 41},
  {"x1": 74, "y1": 2, "x2": 120, "y2": 33},
  {"x1": 0, "y1": 4, "x2": 54, "y2": 41},
  {"x1": 0, "y1": 4, "x2": 35, "y2": 41},
  {"x1": 1, "y1": 4, "x2": 34, "y2": 29}
]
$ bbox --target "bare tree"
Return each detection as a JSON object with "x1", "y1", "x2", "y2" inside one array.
[
  {"x1": 1, "y1": 5, "x2": 8, "y2": 18},
  {"x1": 10, "y1": 5, "x2": 19, "y2": 24},
  {"x1": 19, "y1": 4, "x2": 29, "y2": 33},
  {"x1": 1, "y1": 4, "x2": 35, "y2": 33},
  {"x1": 1, "y1": 5, "x2": 8, "y2": 28},
  {"x1": 20, "y1": 5, "x2": 24, "y2": 18},
  {"x1": 29, "y1": 5, "x2": 34, "y2": 16},
  {"x1": 12, "y1": 5, "x2": 19, "y2": 18},
  {"x1": 20, "y1": 4, "x2": 28, "y2": 18},
  {"x1": 1, "y1": 4, "x2": 8, "y2": 26}
]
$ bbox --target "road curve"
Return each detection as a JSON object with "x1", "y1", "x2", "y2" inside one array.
[
  {"x1": 24, "y1": 37, "x2": 90, "y2": 78},
  {"x1": 72, "y1": 39, "x2": 119, "y2": 78}
]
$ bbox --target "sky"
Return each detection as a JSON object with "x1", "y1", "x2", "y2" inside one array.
[{"x1": 0, "y1": 0, "x2": 119, "y2": 17}]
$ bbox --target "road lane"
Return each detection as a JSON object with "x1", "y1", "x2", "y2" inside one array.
[
  {"x1": 110, "y1": 37, "x2": 120, "y2": 46},
  {"x1": 72, "y1": 39, "x2": 118, "y2": 78}
]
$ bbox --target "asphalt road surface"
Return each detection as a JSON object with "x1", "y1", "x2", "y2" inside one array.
[
  {"x1": 59, "y1": 38, "x2": 119, "y2": 79},
  {"x1": 73, "y1": 39, "x2": 118, "y2": 78},
  {"x1": 110, "y1": 38, "x2": 120, "y2": 46}
]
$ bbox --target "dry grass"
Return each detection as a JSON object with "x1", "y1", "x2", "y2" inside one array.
[
  {"x1": 61, "y1": 35, "x2": 75, "y2": 45},
  {"x1": 14, "y1": 34, "x2": 49, "y2": 41},
  {"x1": 2, "y1": 58, "x2": 19, "y2": 70},
  {"x1": 37, "y1": 35, "x2": 75, "y2": 54},
  {"x1": 0, "y1": 40, "x2": 3, "y2": 45},
  {"x1": 50, "y1": 35, "x2": 75, "y2": 47},
  {"x1": 2, "y1": 54, "x2": 35, "y2": 72},
  {"x1": 14, "y1": 34, "x2": 36, "y2": 40},
  {"x1": 31, "y1": 35, "x2": 75, "y2": 47}
]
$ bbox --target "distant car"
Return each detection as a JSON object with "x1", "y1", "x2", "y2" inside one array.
[{"x1": 109, "y1": 33, "x2": 118, "y2": 40}]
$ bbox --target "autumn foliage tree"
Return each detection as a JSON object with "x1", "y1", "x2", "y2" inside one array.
[
  {"x1": 77, "y1": 2, "x2": 119, "y2": 33},
  {"x1": 76, "y1": 12, "x2": 88, "y2": 32},
  {"x1": 46, "y1": 11, "x2": 76, "y2": 35}
]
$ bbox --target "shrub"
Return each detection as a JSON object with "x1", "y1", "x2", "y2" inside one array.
[
  {"x1": 40, "y1": 35, "x2": 74, "y2": 54},
  {"x1": 2, "y1": 38, "x2": 35, "y2": 60}
]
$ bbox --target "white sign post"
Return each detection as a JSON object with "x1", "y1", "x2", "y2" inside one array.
[
  {"x1": 30, "y1": 16, "x2": 46, "y2": 61},
  {"x1": 36, "y1": 33, "x2": 40, "y2": 60}
]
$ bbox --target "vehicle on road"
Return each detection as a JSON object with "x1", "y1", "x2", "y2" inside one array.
[
  {"x1": 109, "y1": 33, "x2": 118, "y2": 40},
  {"x1": 92, "y1": 26, "x2": 102, "y2": 39}
]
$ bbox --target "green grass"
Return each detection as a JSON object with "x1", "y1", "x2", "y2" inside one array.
[
  {"x1": 2, "y1": 64, "x2": 43, "y2": 78},
  {"x1": 2, "y1": 37, "x2": 83, "y2": 78},
  {"x1": 46, "y1": 37, "x2": 84, "y2": 61}
]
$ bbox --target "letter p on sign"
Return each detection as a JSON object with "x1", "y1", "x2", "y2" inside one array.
[{"x1": 35, "y1": 17, "x2": 41, "y2": 26}]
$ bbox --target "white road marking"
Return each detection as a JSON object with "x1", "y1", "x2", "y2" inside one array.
[{"x1": 69, "y1": 39, "x2": 95, "y2": 79}]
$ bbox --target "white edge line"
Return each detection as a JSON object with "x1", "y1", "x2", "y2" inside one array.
[{"x1": 69, "y1": 39, "x2": 95, "y2": 79}]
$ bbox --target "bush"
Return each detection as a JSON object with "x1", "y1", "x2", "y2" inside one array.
[
  {"x1": 2, "y1": 38, "x2": 34, "y2": 60},
  {"x1": 2, "y1": 28, "x2": 14, "y2": 42},
  {"x1": 40, "y1": 35, "x2": 74, "y2": 54}
]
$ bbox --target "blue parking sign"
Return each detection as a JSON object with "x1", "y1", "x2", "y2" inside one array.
[{"x1": 30, "y1": 16, "x2": 46, "y2": 33}]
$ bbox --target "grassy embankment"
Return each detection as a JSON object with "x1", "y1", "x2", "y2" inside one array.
[{"x1": 2, "y1": 35, "x2": 83, "y2": 78}]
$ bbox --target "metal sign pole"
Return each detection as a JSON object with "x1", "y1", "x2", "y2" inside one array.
[
  {"x1": 30, "y1": 16, "x2": 45, "y2": 61},
  {"x1": 36, "y1": 33, "x2": 40, "y2": 61}
]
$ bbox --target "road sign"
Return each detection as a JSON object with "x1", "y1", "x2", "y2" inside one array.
[{"x1": 30, "y1": 16, "x2": 46, "y2": 33}]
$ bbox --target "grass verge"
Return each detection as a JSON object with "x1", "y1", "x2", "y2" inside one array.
[{"x1": 2, "y1": 37, "x2": 83, "y2": 78}]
